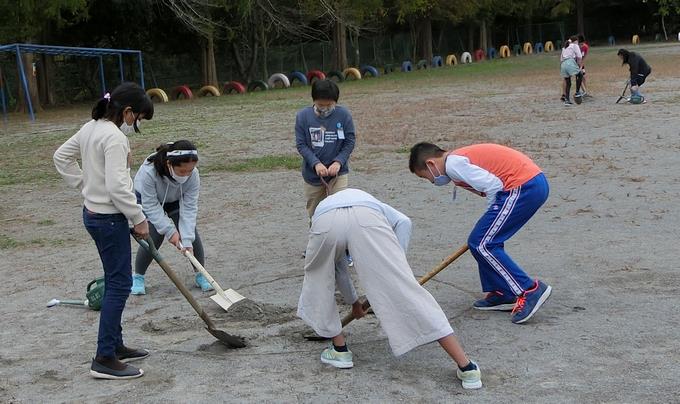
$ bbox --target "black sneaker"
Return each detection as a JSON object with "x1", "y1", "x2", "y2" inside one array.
[
  {"x1": 115, "y1": 345, "x2": 150, "y2": 363},
  {"x1": 90, "y1": 358, "x2": 144, "y2": 380}
]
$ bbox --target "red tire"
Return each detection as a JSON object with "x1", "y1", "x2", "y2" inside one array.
[
  {"x1": 474, "y1": 49, "x2": 485, "y2": 62},
  {"x1": 306, "y1": 70, "x2": 326, "y2": 83},
  {"x1": 223, "y1": 81, "x2": 246, "y2": 95},
  {"x1": 169, "y1": 85, "x2": 193, "y2": 100}
]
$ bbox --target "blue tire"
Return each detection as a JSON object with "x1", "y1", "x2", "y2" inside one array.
[
  {"x1": 401, "y1": 61, "x2": 413, "y2": 72},
  {"x1": 487, "y1": 48, "x2": 497, "y2": 59},
  {"x1": 431, "y1": 56, "x2": 443, "y2": 68},
  {"x1": 288, "y1": 71, "x2": 308, "y2": 86},
  {"x1": 534, "y1": 42, "x2": 544, "y2": 53},
  {"x1": 360, "y1": 65, "x2": 379, "y2": 78}
]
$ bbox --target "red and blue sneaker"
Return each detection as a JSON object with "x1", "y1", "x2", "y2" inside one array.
[
  {"x1": 511, "y1": 280, "x2": 552, "y2": 324},
  {"x1": 473, "y1": 291, "x2": 517, "y2": 311}
]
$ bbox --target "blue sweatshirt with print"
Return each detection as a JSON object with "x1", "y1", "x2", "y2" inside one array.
[{"x1": 295, "y1": 105, "x2": 356, "y2": 186}]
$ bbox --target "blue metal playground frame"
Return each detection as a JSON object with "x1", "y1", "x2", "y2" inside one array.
[{"x1": 0, "y1": 43, "x2": 145, "y2": 122}]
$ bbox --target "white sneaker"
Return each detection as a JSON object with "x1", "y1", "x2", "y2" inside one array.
[
  {"x1": 320, "y1": 346, "x2": 353, "y2": 369},
  {"x1": 456, "y1": 361, "x2": 482, "y2": 389}
]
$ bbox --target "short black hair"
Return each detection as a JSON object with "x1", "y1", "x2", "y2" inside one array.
[
  {"x1": 578, "y1": 34, "x2": 586, "y2": 43},
  {"x1": 91, "y1": 82, "x2": 154, "y2": 131},
  {"x1": 311, "y1": 79, "x2": 340, "y2": 102},
  {"x1": 617, "y1": 48, "x2": 630, "y2": 64},
  {"x1": 408, "y1": 142, "x2": 446, "y2": 172}
]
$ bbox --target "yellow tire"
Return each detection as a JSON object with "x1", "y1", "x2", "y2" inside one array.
[
  {"x1": 445, "y1": 54, "x2": 458, "y2": 66},
  {"x1": 461, "y1": 52, "x2": 472, "y2": 64},
  {"x1": 343, "y1": 67, "x2": 362, "y2": 80},
  {"x1": 145, "y1": 88, "x2": 168, "y2": 103},
  {"x1": 545, "y1": 41, "x2": 554, "y2": 52},
  {"x1": 523, "y1": 42, "x2": 533, "y2": 54},
  {"x1": 197, "y1": 85, "x2": 220, "y2": 97},
  {"x1": 632, "y1": 34, "x2": 640, "y2": 45},
  {"x1": 499, "y1": 45, "x2": 511, "y2": 58}
]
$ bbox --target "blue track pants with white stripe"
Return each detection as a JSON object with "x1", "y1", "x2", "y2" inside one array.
[{"x1": 468, "y1": 173, "x2": 549, "y2": 296}]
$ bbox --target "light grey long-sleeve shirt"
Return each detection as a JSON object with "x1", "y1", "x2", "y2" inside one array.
[
  {"x1": 312, "y1": 188, "x2": 413, "y2": 305},
  {"x1": 312, "y1": 188, "x2": 412, "y2": 251},
  {"x1": 133, "y1": 155, "x2": 200, "y2": 245}
]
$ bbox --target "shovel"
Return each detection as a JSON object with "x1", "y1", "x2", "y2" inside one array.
[
  {"x1": 304, "y1": 244, "x2": 470, "y2": 341},
  {"x1": 178, "y1": 242, "x2": 246, "y2": 311},
  {"x1": 133, "y1": 234, "x2": 246, "y2": 348},
  {"x1": 616, "y1": 80, "x2": 630, "y2": 104}
]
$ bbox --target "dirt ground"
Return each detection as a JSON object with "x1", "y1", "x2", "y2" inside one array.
[{"x1": 1, "y1": 43, "x2": 679, "y2": 403}]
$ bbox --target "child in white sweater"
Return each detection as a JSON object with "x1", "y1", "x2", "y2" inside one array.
[{"x1": 54, "y1": 82, "x2": 154, "y2": 380}]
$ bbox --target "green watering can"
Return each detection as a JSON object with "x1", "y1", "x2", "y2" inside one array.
[{"x1": 47, "y1": 277, "x2": 105, "y2": 311}]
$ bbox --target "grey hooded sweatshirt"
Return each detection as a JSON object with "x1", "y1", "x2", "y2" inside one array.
[{"x1": 133, "y1": 154, "x2": 200, "y2": 246}]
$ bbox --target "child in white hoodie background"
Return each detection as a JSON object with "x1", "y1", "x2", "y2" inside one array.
[{"x1": 132, "y1": 140, "x2": 213, "y2": 294}]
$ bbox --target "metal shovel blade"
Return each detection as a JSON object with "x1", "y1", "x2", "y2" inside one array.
[
  {"x1": 209, "y1": 289, "x2": 246, "y2": 311},
  {"x1": 206, "y1": 327, "x2": 247, "y2": 348}
]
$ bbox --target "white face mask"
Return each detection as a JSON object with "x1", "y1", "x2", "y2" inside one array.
[
  {"x1": 119, "y1": 121, "x2": 135, "y2": 135},
  {"x1": 169, "y1": 165, "x2": 190, "y2": 184}
]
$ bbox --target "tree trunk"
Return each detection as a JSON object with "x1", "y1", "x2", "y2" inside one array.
[
  {"x1": 416, "y1": 16, "x2": 433, "y2": 62},
  {"x1": 468, "y1": 24, "x2": 475, "y2": 51},
  {"x1": 576, "y1": 0, "x2": 585, "y2": 35},
  {"x1": 247, "y1": 26, "x2": 258, "y2": 81},
  {"x1": 479, "y1": 20, "x2": 488, "y2": 51},
  {"x1": 16, "y1": 52, "x2": 42, "y2": 113},
  {"x1": 261, "y1": 23, "x2": 269, "y2": 79},
  {"x1": 661, "y1": 15, "x2": 668, "y2": 41},
  {"x1": 201, "y1": 34, "x2": 218, "y2": 87},
  {"x1": 37, "y1": 54, "x2": 56, "y2": 106},
  {"x1": 331, "y1": 20, "x2": 348, "y2": 71}
]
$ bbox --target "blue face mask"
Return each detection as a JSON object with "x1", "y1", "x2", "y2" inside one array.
[{"x1": 428, "y1": 164, "x2": 450, "y2": 186}]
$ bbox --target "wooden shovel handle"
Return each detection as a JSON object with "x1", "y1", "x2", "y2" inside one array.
[
  {"x1": 133, "y1": 235, "x2": 217, "y2": 330},
  {"x1": 340, "y1": 244, "x2": 469, "y2": 328}
]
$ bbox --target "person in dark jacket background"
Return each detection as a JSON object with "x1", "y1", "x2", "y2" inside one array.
[{"x1": 617, "y1": 49, "x2": 651, "y2": 103}]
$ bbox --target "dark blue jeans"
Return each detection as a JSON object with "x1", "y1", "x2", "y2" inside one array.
[{"x1": 83, "y1": 208, "x2": 132, "y2": 358}]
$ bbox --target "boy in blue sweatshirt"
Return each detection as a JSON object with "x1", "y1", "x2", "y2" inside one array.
[
  {"x1": 295, "y1": 79, "x2": 356, "y2": 219},
  {"x1": 295, "y1": 79, "x2": 360, "y2": 324}
]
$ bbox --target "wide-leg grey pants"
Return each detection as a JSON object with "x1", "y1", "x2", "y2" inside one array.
[{"x1": 297, "y1": 206, "x2": 453, "y2": 356}]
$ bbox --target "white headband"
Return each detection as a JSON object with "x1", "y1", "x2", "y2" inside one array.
[{"x1": 167, "y1": 150, "x2": 198, "y2": 157}]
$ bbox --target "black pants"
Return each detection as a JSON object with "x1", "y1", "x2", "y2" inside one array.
[{"x1": 564, "y1": 72, "x2": 583, "y2": 100}]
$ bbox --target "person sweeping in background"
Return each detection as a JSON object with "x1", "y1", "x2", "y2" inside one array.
[
  {"x1": 617, "y1": 48, "x2": 651, "y2": 104},
  {"x1": 298, "y1": 188, "x2": 482, "y2": 390},
  {"x1": 131, "y1": 140, "x2": 212, "y2": 295},
  {"x1": 560, "y1": 35, "x2": 584, "y2": 105},
  {"x1": 53, "y1": 82, "x2": 153, "y2": 380}
]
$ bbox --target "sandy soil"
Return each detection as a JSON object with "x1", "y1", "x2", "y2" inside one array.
[{"x1": 1, "y1": 43, "x2": 679, "y2": 403}]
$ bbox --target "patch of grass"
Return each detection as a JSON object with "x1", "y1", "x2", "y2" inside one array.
[
  {"x1": 202, "y1": 155, "x2": 301, "y2": 173},
  {"x1": 0, "y1": 235, "x2": 20, "y2": 249},
  {"x1": 395, "y1": 145, "x2": 411, "y2": 154},
  {"x1": 0, "y1": 234, "x2": 76, "y2": 249},
  {"x1": 37, "y1": 219, "x2": 56, "y2": 226}
]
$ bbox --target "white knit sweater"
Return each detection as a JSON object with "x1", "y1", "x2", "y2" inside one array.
[{"x1": 54, "y1": 119, "x2": 145, "y2": 225}]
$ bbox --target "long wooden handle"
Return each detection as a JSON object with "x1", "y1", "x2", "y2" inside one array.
[
  {"x1": 340, "y1": 244, "x2": 469, "y2": 328},
  {"x1": 134, "y1": 235, "x2": 216, "y2": 329},
  {"x1": 182, "y1": 249, "x2": 227, "y2": 296}
]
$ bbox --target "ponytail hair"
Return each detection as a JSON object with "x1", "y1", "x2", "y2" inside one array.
[
  {"x1": 91, "y1": 82, "x2": 154, "y2": 130},
  {"x1": 147, "y1": 140, "x2": 199, "y2": 180},
  {"x1": 564, "y1": 35, "x2": 579, "y2": 49}
]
